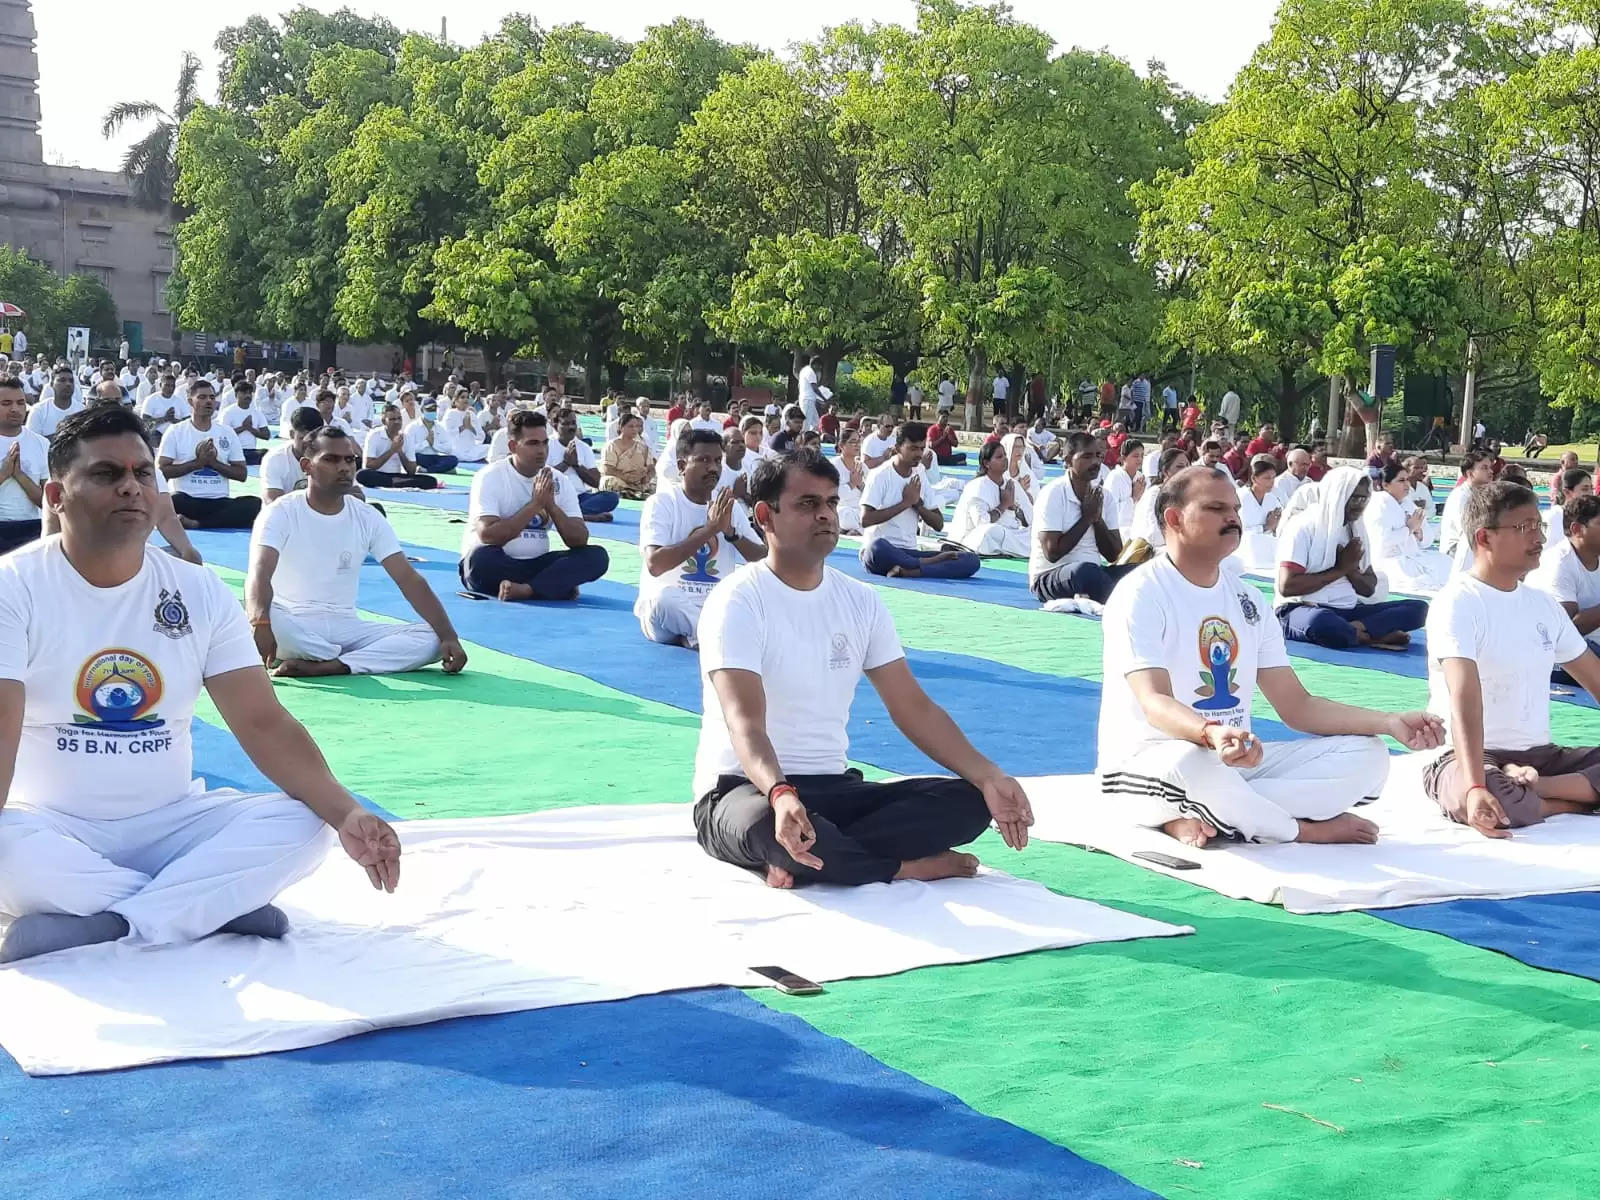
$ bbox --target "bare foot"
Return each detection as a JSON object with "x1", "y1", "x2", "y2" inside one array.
[
  {"x1": 927, "y1": 550, "x2": 961, "y2": 565},
  {"x1": 1295, "y1": 813, "x2": 1379, "y2": 844},
  {"x1": 498, "y1": 581, "x2": 535, "y2": 602},
  {"x1": 179, "y1": 516, "x2": 199, "y2": 530},
  {"x1": 888, "y1": 565, "x2": 922, "y2": 578},
  {"x1": 585, "y1": 512, "x2": 614, "y2": 523},
  {"x1": 764, "y1": 865, "x2": 795, "y2": 889},
  {"x1": 1162, "y1": 816, "x2": 1217, "y2": 847},
  {"x1": 1503, "y1": 763, "x2": 1540, "y2": 786},
  {"x1": 894, "y1": 850, "x2": 980, "y2": 881},
  {"x1": 1373, "y1": 631, "x2": 1411, "y2": 650},
  {"x1": 271, "y1": 658, "x2": 351, "y2": 678}
]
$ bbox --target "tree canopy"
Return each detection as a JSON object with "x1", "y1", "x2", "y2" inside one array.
[{"x1": 167, "y1": 0, "x2": 1600, "y2": 438}]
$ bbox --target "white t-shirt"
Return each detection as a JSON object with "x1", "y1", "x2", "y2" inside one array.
[
  {"x1": 1426, "y1": 575, "x2": 1586, "y2": 751},
  {"x1": 636, "y1": 484, "x2": 757, "y2": 612},
  {"x1": 443, "y1": 408, "x2": 484, "y2": 458},
  {"x1": 861, "y1": 462, "x2": 929, "y2": 550},
  {"x1": 1220, "y1": 390, "x2": 1241, "y2": 423},
  {"x1": 1098, "y1": 555, "x2": 1288, "y2": 769},
  {"x1": 1236, "y1": 485, "x2": 1282, "y2": 533},
  {"x1": 1272, "y1": 472, "x2": 1307, "y2": 509},
  {"x1": 0, "y1": 538, "x2": 259, "y2": 819},
  {"x1": 1545, "y1": 501, "x2": 1567, "y2": 548},
  {"x1": 689, "y1": 418, "x2": 723, "y2": 434},
  {"x1": 0, "y1": 428, "x2": 48, "y2": 521},
  {"x1": 553, "y1": 436, "x2": 598, "y2": 493},
  {"x1": 362, "y1": 425, "x2": 425, "y2": 475},
  {"x1": 1439, "y1": 483, "x2": 1472, "y2": 556},
  {"x1": 26, "y1": 397, "x2": 83, "y2": 438},
  {"x1": 861, "y1": 431, "x2": 895, "y2": 462},
  {"x1": 253, "y1": 492, "x2": 401, "y2": 615},
  {"x1": 260, "y1": 444, "x2": 304, "y2": 495},
  {"x1": 937, "y1": 380, "x2": 957, "y2": 409},
  {"x1": 1278, "y1": 520, "x2": 1358, "y2": 608},
  {"x1": 219, "y1": 403, "x2": 266, "y2": 450},
  {"x1": 1027, "y1": 427, "x2": 1055, "y2": 452},
  {"x1": 1529, "y1": 538, "x2": 1600, "y2": 618},
  {"x1": 488, "y1": 428, "x2": 510, "y2": 463},
  {"x1": 1029, "y1": 477, "x2": 1105, "y2": 584},
  {"x1": 992, "y1": 375, "x2": 1010, "y2": 400},
  {"x1": 462, "y1": 459, "x2": 582, "y2": 561},
  {"x1": 138, "y1": 390, "x2": 188, "y2": 433},
  {"x1": 1103, "y1": 466, "x2": 1142, "y2": 531},
  {"x1": 1130, "y1": 486, "x2": 1165, "y2": 548},
  {"x1": 693, "y1": 561, "x2": 903, "y2": 798},
  {"x1": 158, "y1": 420, "x2": 245, "y2": 500}
]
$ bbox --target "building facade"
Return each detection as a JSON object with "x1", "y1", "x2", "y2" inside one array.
[{"x1": 0, "y1": 0, "x2": 176, "y2": 356}]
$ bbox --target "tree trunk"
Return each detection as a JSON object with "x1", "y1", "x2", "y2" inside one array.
[
  {"x1": 1006, "y1": 364, "x2": 1023, "y2": 424},
  {"x1": 1276, "y1": 361, "x2": 1299, "y2": 439},
  {"x1": 317, "y1": 338, "x2": 338, "y2": 373},
  {"x1": 788, "y1": 349, "x2": 806, "y2": 407},
  {"x1": 1336, "y1": 374, "x2": 1366, "y2": 458},
  {"x1": 606, "y1": 360, "x2": 629, "y2": 393},
  {"x1": 690, "y1": 351, "x2": 709, "y2": 403},
  {"x1": 964, "y1": 350, "x2": 988, "y2": 431},
  {"x1": 584, "y1": 341, "x2": 604, "y2": 404}
]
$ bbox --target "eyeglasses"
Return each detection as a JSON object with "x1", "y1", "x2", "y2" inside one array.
[{"x1": 1484, "y1": 519, "x2": 1542, "y2": 536}]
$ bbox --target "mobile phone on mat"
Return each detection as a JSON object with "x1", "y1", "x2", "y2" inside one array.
[
  {"x1": 1131, "y1": 850, "x2": 1201, "y2": 871},
  {"x1": 750, "y1": 965, "x2": 824, "y2": 996},
  {"x1": 456, "y1": 590, "x2": 493, "y2": 601}
]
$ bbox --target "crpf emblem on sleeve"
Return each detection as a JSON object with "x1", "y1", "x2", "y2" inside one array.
[
  {"x1": 153, "y1": 588, "x2": 193, "y2": 640},
  {"x1": 1236, "y1": 591, "x2": 1260, "y2": 625}
]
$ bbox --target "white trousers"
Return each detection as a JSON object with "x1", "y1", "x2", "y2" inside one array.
[
  {"x1": 1101, "y1": 736, "x2": 1390, "y2": 844},
  {"x1": 958, "y1": 519, "x2": 1031, "y2": 558},
  {"x1": 272, "y1": 607, "x2": 441, "y2": 675},
  {"x1": 0, "y1": 790, "x2": 332, "y2": 945},
  {"x1": 638, "y1": 588, "x2": 705, "y2": 647}
]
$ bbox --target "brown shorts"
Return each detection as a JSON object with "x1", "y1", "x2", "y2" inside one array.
[{"x1": 1423, "y1": 744, "x2": 1600, "y2": 828}]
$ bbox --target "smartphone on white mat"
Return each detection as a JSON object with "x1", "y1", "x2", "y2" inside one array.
[{"x1": 750, "y1": 965, "x2": 824, "y2": 996}]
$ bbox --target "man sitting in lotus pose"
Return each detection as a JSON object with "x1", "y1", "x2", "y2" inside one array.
[
  {"x1": 0, "y1": 407, "x2": 401, "y2": 963},
  {"x1": 1424, "y1": 481, "x2": 1600, "y2": 836},
  {"x1": 1099, "y1": 467, "x2": 1443, "y2": 846},
  {"x1": 459, "y1": 410, "x2": 610, "y2": 602},
  {"x1": 247, "y1": 427, "x2": 466, "y2": 679},
  {"x1": 636, "y1": 428, "x2": 765, "y2": 648},
  {"x1": 693, "y1": 449, "x2": 1033, "y2": 887}
]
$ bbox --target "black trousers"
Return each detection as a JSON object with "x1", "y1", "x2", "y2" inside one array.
[
  {"x1": 171, "y1": 492, "x2": 262, "y2": 529},
  {"x1": 459, "y1": 544, "x2": 610, "y2": 599},
  {"x1": 243, "y1": 448, "x2": 265, "y2": 465},
  {"x1": 356, "y1": 469, "x2": 438, "y2": 491},
  {"x1": 694, "y1": 772, "x2": 992, "y2": 886},
  {"x1": 0, "y1": 519, "x2": 40, "y2": 555}
]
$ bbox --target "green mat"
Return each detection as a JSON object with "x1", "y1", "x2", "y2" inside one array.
[{"x1": 204, "y1": 486, "x2": 1600, "y2": 1197}]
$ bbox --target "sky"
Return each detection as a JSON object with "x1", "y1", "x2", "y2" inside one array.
[{"x1": 35, "y1": 0, "x2": 1279, "y2": 171}]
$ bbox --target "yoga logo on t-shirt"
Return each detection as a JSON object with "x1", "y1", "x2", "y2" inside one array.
[
  {"x1": 681, "y1": 537, "x2": 721, "y2": 591},
  {"x1": 74, "y1": 649, "x2": 165, "y2": 730},
  {"x1": 828, "y1": 633, "x2": 852, "y2": 670},
  {"x1": 1192, "y1": 616, "x2": 1240, "y2": 712}
]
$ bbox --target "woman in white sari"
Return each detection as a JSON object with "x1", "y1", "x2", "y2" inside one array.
[
  {"x1": 1362, "y1": 458, "x2": 1454, "y2": 594},
  {"x1": 950, "y1": 440, "x2": 1032, "y2": 557},
  {"x1": 1002, "y1": 432, "x2": 1041, "y2": 503},
  {"x1": 1129, "y1": 445, "x2": 1191, "y2": 550},
  {"x1": 1232, "y1": 454, "x2": 1283, "y2": 572},
  {"x1": 837, "y1": 429, "x2": 867, "y2": 534}
]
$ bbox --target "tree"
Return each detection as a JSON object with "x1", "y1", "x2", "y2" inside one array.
[
  {"x1": 1137, "y1": 0, "x2": 1474, "y2": 447},
  {"x1": 101, "y1": 50, "x2": 203, "y2": 210},
  {"x1": 841, "y1": 2, "x2": 1183, "y2": 421},
  {"x1": 0, "y1": 248, "x2": 119, "y2": 353}
]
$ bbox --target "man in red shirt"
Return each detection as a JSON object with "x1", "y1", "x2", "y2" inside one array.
[
  {"x1": 984, "y1": 415, "x2": 1010, "y2": 445},
  {"x1": 928, "y1": 412, "x2": 965, "y2": 464},
  {"x1": 722, "y1": 399, "x2": 744, "y2": 430},
  {"x1": 1222, "y1": 438, "x2": 1247, "y2": 482},
  {"x1": 1099, "y1": 379, "x2": 1117, "y2": 420},
  {"x1": 1105, "y1": 421, "x2": 1128, "y2": 466},
  {"x1": 1307, "y1": 442, "x2": 1331, "y2": 482},
  {"x1": 666, "y1": 396, "x2": 687, "y2": 425},
  {"x1": 1181, "y1": 399, "x2": 1200, "y2": 433},
  {"x1": 818, "y1": 403, "x2": 841, "y2": 446},
  {"x1": 1245, "y1": 424, "x2": 1277, "y2": 458}
]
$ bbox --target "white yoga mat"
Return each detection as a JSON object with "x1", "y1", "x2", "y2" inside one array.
[
  {"x1": 0, "y1": 803, "x2": 1189, "y2": 1076},
  {"x1": 1024, "y1": 754, "x2": 1600, "y2": 914}
]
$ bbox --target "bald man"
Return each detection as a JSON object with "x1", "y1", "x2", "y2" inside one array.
[{"x1": 1272, "y1": 447, "x2": 1312, "y2": 509}]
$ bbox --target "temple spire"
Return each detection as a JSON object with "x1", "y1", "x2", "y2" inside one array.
[{"x1": 0, "y1": 0, "x2": 43, "y2": 167}]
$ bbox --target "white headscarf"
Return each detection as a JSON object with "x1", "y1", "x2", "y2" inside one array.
[{"x1": 1274, "y1": 465, "x2": 1385, "y2": 605}]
